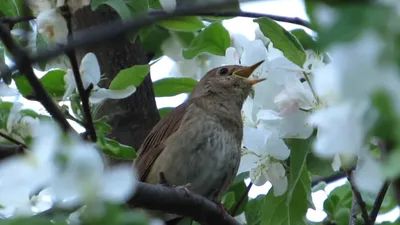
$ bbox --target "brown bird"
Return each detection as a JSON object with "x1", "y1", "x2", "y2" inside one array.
[{"x1": 132, "y1": 61, "x2": 265, "y2": 222}]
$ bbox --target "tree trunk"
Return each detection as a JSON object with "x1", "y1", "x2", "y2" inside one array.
[{"x1": 70, "y1": 6, "x2": 160, "y2": 164}]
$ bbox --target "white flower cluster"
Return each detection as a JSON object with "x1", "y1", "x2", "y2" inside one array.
[{"x1": 0, "y1": 120, "x2": 136, "y2": 217}]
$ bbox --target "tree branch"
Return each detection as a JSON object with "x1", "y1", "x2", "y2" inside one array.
[
  {"x1": 349, "y1": 192, "x2": 359, "y2": 225},
  {"x1": 0, "y1": 131, "x2": 27, "y2": 148},
  {"x1": 230, "y1": 182, "x2": 252, "y2": 216},
  {"x1": 346, "y1": 170, "x2": 371, "y2": 225},
  {"x1": 311, "y1": 172, "x2": 346, "y2": 187},
  {"x1": 61, "y1": 5, "x2": 97, "y2": 142},
  {"x1": 0, "y1": 23, "x2": 73, "y2": 132},
  {"x1": 0, "y1": 15, "x2": 35, "y2": 29},
  {"x1": 130, "y1": 182, "x2": 241, "y2": 225},
  {"x1": 370, "y1": 181, "x2": 390, "y2": 224},
  {"x1": 0, "y1": 144, "x2": 24, "y2": 160},
  {"x1": 148, "y1": 10, "x2": 311, "y2": 28}
]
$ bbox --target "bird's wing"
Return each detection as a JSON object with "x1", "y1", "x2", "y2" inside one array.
[{"x1": 134, "y1": 101, "x2": 190, "y2": 182}]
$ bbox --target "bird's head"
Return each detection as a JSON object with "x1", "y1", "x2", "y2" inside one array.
[{"x1": 190, "y1": 60, "x2": 266, "y2": 106}]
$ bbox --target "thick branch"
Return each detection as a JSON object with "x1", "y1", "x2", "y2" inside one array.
[
  {"x1": 149, "y1": 10, "x2": 311, "y2": 28},
  {"x1": 62, "y1": 6, "x2": 97, "y2": 142},
  {"x1": 346, "y1": 170, "x2": 371, "y2": 225},
  {"x1": 131, "y1": 182, "x2": 241, "y2": 225},
  {"x1": 0, "y1": 24, "x2": 73, "y2": 132}
]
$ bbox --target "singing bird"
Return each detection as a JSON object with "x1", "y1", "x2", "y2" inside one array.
[{"x1": 133, "y1": 61, "x2": 265, "y2": 222}]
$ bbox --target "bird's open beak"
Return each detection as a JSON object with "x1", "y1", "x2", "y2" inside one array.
[{"x1": 233, "y1": 60, "x2": 266, "y2": 86}]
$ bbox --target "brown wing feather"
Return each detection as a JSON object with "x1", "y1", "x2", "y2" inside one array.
[{"x1": 134, "y1": 101, "x2": 190, "y2": 181}]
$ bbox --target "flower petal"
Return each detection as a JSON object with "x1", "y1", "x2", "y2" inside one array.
[
  {"x1": 99, "y1": 165, "x2": 137, "y2": 203},
  {"x1": 89, "y1": 86, "x2": 136, "y2": 104},
  {"x1": 266, "y1": 162, "x2": 288, "y2": 197},
  {"x1": 0, "y1": 82, "x2": 19, "y2": 97},
  {"x1": 37, "y1": 9, "x2": 68, "y2": 44},
  {"x1": 80, "y1": 53, "x2": 101, "y2": 88},
  {"x1": 265, "y1": 133, "x2": 290, "y2": 160},
  {"x1": 250, "y1": 167, "x2": 268, "y2": 186},
  {"x1": 353, "y1": 154, "x2": 384, "y2": 194}
]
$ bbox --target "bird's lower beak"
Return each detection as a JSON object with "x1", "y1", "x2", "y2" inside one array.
[
  {"x1": 233, "y1": 60, "x2": 266, "y2": 86},
  {"x1": 233, "y1": 60, "x2": 265, "y2": 78}
]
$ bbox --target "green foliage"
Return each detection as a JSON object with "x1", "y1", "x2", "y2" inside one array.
[
  {"x1": 158, "y1": 107, "x2": 174, "y2": 118},
  {"x1": 262, "y1": 167, "x2": 311, "y2": 225},
  {"x1": 109, "y1": 65, "x2": 150, "y2": 90},
  {"x1": 285, "y1": 138, "x2": 314, "y2": 208},
  {"x1": 0, "y1": 0, "x2": 23, "y2": 19},
  {"x1": 153, "y1": 77, "x2": 198, "y2": 97},
  {"x1": 139, "y1": 25, "x2": 170, "y2": 57},
  {"x1": 323, "y1": 183, "x2": 352, "y2": 224},
  {"x1": 306, "y1": 152, "x2": 334, "y2": 177},
  {"x1": 91, "y1": 0, "x2": 132, "y2": 20},
  {"x1": 254, "y1": 17, "x2": 306, "y2": 67},
  {"x1": 13, "y1": 70, "x2": 66, "y2": 99},
  {"x1": 158, "y1": 17, "x2": 205, "y2": 32},
  {"x1": 290, "y1": 29, "x2": 320, "y2": 53},
  {"x1": 94, "y1": 117, "x2": 136, "y2": 159},
  {"x1": 182, "y1": 22, "x2": 231, "y2": 59},
  {"x1": 245, "y1": 195, "x2": 264, "y2": 225},
  {"x1": 225, "y1": 180, "x2": 248, "y2": 216}
]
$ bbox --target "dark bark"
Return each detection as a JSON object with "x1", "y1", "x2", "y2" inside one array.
[{"x1": 70, "y1": 6, "x2": 160, "y2": 164}]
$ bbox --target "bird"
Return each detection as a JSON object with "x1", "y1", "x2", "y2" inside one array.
[{"x1": 132, "y1": 61, "x2": 266, "y2": 223}]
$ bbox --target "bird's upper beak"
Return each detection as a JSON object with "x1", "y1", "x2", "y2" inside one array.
[{"x1": 233, "y1": 60, "x2": 266, "y2": 85}]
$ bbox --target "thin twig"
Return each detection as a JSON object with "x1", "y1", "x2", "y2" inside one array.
[
  {"x1": 1, "y1": 0, "x2": 311, "y2": 76},
  {"x1": 370, "y1": 182, "x2": 390, "y2": 223},
  {"x1": 230, "y1": 182, "x2": 252, "y2": 216},
  {"x1": 311, "y1": 172, "x2": 346, "y2": 187},
  {"x1": 148, "y1": 10, "x2": 311, "y2": 28},
  {"x1": 346, "y1": 170, "x2": 371, "y2": 225},
  {"x1": 61, "y1": 5, "x2": 97, "y2": 142},
  {"x1": 349, "y1": 192, "x2": 359, "y2": 225},
  {"x1": 0, "y1": 131, "x2": 27, "y2": 148},
  {"x1": 0, "y1": 15, "x2": 35, "y2": 29},
  {"x1": 0, "y1": 23, "x2": 73, "y2": 132}
]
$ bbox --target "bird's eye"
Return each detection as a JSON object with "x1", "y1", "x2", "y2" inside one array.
[{"x1": 217, "y1": 67, "x2": 229, "y2": 75}]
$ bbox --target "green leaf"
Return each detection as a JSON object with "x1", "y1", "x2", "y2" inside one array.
[
  {"x1": 290, "y1": 29, "x2": 320, "y2": 53},
  {"x1": 13, "y1": 70, "x2": 66, "y2": 99},
  {"x1": 125, "y1": 0, "x2": 148, "y2": 13},
  {"x1": 158, "y1": 17, "x2": 204, "y2": 32},
  {"x1": 315, "y1": 5, "x2": 391, "y2": 48},
  {"x1": 174, "y1": 31, "x2": 196, "y2": 48},
  {"x1": 323, "y1": 183, "x2": 352, "y2": 222},
  {"x1": 183, "y1": 22, "x2": 231, "y2": 59},
  {"x1": 94, "y1": 116, "x2": 112, "y2": 136},
  {"x1": 254, "y1": 17, "x2": 306, "y2": 67},
  {"x1": 139, "y1": 25, "x2": 170, "y2": 57},
  {"x1": 225, "y1": 180, "x2": 248, "y2": 216},
  {"x1": 148, "y1": 0, "x2": 162, "y2": 9},
  {"x1": 262, "y1": 167, "x2": 311, "y2": 225},
  {"x1": 306, "y1": 152, "x2": 334, "y2": 176},
  {"x1": 97, "y1": 136, "x2": 136, "y2": 159},
  {"x1": 284, "y1": 137, "x2": 312, "y2": 205},
  {"x1": 153, "y1": 77, "x2": 198, "y2": 97},
  {"x1": 222, "y1": 191, "x2": 236, "y2": 210},
  {"x1": 91, "y1": 0, "x2": 132, "y2": 20},
  {"x1": 159, "y1": 107, "x2": 174, "y2": 118},
  {"x1": 245, "y1": 195, "x2": 264, "y2": 225},
  {"x1": 0, "y1": 0, "x2": 23, "y2": 17},
  {"x1": 109, "y1": 64, "x2": 150, "y2": 90}
]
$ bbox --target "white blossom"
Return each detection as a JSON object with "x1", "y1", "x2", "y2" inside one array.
[
  {"x1": 0, "y1": 82, "x2": 19, "y2": 97},
  {"x1": 37, "y1": 9, "x2": 68, "y2": 44},
  {"x1": 239, "y1": 127, "x2": 290, "y2": 196},
  {"x1": 62, "y1": 52, "x2": 136, "y2": 103}
]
